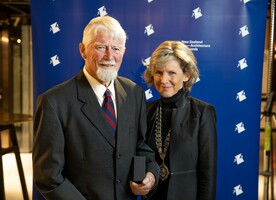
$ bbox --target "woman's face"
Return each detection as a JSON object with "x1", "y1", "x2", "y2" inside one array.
[{"x1": 153, "y1": 60, "x2": 190, "y2": 98}]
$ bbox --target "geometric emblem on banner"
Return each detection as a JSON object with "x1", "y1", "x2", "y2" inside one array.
[
  {"x1": 144, "y1": 24, "x2": 155, "y2": 36},
  {"x1": 237, "y1": 58, "x2": 248, "y2": 70},
  {"x1": 192, "y1": 7, "x2": 202, "y2": 19},
  {"x1": 50, "y1": 55, "x2": 60, "y2": 67},
  {"x1": 241, "y1": 0, "x2": 251, "y2": 4},
  {"x1": 239, "y1": 25, "x2": 249, "y2": 37},
  {"x1": 144, "y1": 57, "x2": 151, "y2": 66},
  {"x1": 234, "y1": 153, "x2": 244, "y2": 165},
  {"x1": 147, "y1": 0, "x2": 154, "y2": 2},
  {"x1": 235, "y1": 122, "x2": 245, "y2": 133},
  {"x1": 97, "y1": 6, "x2": 107, "y2": 16},
  {"x1": 233, "y1": 184, "x2": 243, "y2": 196},
  {"x1": 145, "y1": 88, "x2": 153, "y2": 100},
  {"x1": 50, "y1": 22, "x2": 60, "y2": 34},
  {"x1": 236, "y1": 90, "x2": 246, "y2": 102}
]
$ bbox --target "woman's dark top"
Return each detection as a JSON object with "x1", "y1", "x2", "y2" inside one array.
[{"x1": 147, "y1": 89, "x2": 185, "y2": 200}]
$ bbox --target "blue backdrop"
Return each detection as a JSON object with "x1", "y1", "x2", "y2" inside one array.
[{"x1": 31, "y1": 0, "x2": 268, "y2": 199}]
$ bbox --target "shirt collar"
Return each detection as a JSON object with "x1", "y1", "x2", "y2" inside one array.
[{"x1": 83, "y1": 66, "x2": 116, "y2": 101}]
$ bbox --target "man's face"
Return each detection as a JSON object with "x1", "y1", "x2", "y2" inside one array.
[{"x1": 80, "y1": 31, "x2": 125, "y2": 85}]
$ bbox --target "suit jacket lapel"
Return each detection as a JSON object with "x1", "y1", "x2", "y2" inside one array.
[
  {"x1": 76, "y1": 71, "x2": 115, "y2": 147},
  {"x1": 114, "y1": 78, "x2": 128, "y2": 146}
]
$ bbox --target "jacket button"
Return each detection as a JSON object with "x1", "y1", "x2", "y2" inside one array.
[
  {"x1": 116, "y1": 179, "x2": 121, "y2": 184},
  {"x1": 116, "y1": 154, "x2": 120, "y2": 159}
]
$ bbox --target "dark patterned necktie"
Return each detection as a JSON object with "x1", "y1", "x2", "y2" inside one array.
[{"x1": 102, "y1": 89, "x2": 117, "y2": 138}]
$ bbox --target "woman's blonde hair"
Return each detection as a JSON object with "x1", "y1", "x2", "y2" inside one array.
[{"x1": 143, "y1": 40, "x2": 199, "y2": 91}]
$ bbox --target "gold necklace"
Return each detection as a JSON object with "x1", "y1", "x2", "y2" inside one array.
[{"x1": 155, "y1": 105, "x2": 171, "y2": 181}]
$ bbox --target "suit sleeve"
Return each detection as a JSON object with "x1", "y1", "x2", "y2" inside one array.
[
  {"x1": 197, "y1": 104, "x2": 217, "y2": 200},
  {"x1": 32, "y1": 95, "x2": 86, "y2": 200}
]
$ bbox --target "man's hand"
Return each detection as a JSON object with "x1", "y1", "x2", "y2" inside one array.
[{"x1": 130, "y1": 172, "x2": 156, "y2": 196}]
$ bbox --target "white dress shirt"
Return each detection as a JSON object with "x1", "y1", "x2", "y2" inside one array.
[{"x1": 83, "y1": 67, "x2": 117, "y2": 117}]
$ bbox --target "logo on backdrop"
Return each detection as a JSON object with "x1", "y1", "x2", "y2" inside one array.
[
  {"x1": 98, "y1": 6, "x2": 107, "y2": 16},
  {"x1": 233, "y1": 184, "x2": 244, "y2": 196},
  {"x1": 182, "y1": 40, "x2": 211, "y2": 52},
  {"x1": 144, "y1": 24, "x2": 155, "y2": 36},
  {"x1": 144, "y1": 57, "x2": 151, "y2": 65},
  {"x1": 192, "y1": 7, "x2": 202, "y2": 19},
  {"x1": 50, "y1": 22, "x2": 60, "y2": 34},
  {"x1": 239, "y1": 25, "x2": 250, "y2": 37},
  {"x1": 241, "y1": 0, "x2": 251, "y2": 4},
  {"x1": 235, "y1": 122, "x2": 245, "y2": 133},
  {"x1": 145, "y1": 89, "x2": 153, "y2": 100},
  {"x1": 237, "y1": 58, "x2": 248, "y2": 70},
  {"x1": 236, "y1": 90, "x2": 247, "y2": 102},
  {"x1": 50, "y1": 55, "x2": 60, "y2": 67},
  {"x1": 234, "y1": 153, "x2": 245, "y2": 165}
]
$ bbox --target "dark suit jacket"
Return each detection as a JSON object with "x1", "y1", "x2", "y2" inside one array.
[
  {"x1": 33, "y1": 71, "x2": 159, "y2": 200},
  {"x1": 146, "y1": 95, "x2": 217, "y2": 200}
]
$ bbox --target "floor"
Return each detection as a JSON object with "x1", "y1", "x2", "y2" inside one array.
[{"x1": 3, "y1": 153, "x2": 33, "y2": 200}]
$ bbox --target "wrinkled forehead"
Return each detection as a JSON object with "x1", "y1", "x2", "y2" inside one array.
[
  {"x1": 92, "y1": 30, "x2": 125, "y2": 46},
  {"x1": 91, "y1": 25, "x2": 126, "y2": 44},
  {"x1": 84, "y1": 23, "x2": 126, "y2": 46}
]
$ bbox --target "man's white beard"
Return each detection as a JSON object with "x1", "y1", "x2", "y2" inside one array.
[{"x1": 97, "y1": 67, "x2": 118, "y2": 83}]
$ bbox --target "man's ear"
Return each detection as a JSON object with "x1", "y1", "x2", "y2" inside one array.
[{"x1": 79, "y1": 43, "x2": 87, "y2": 59}]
